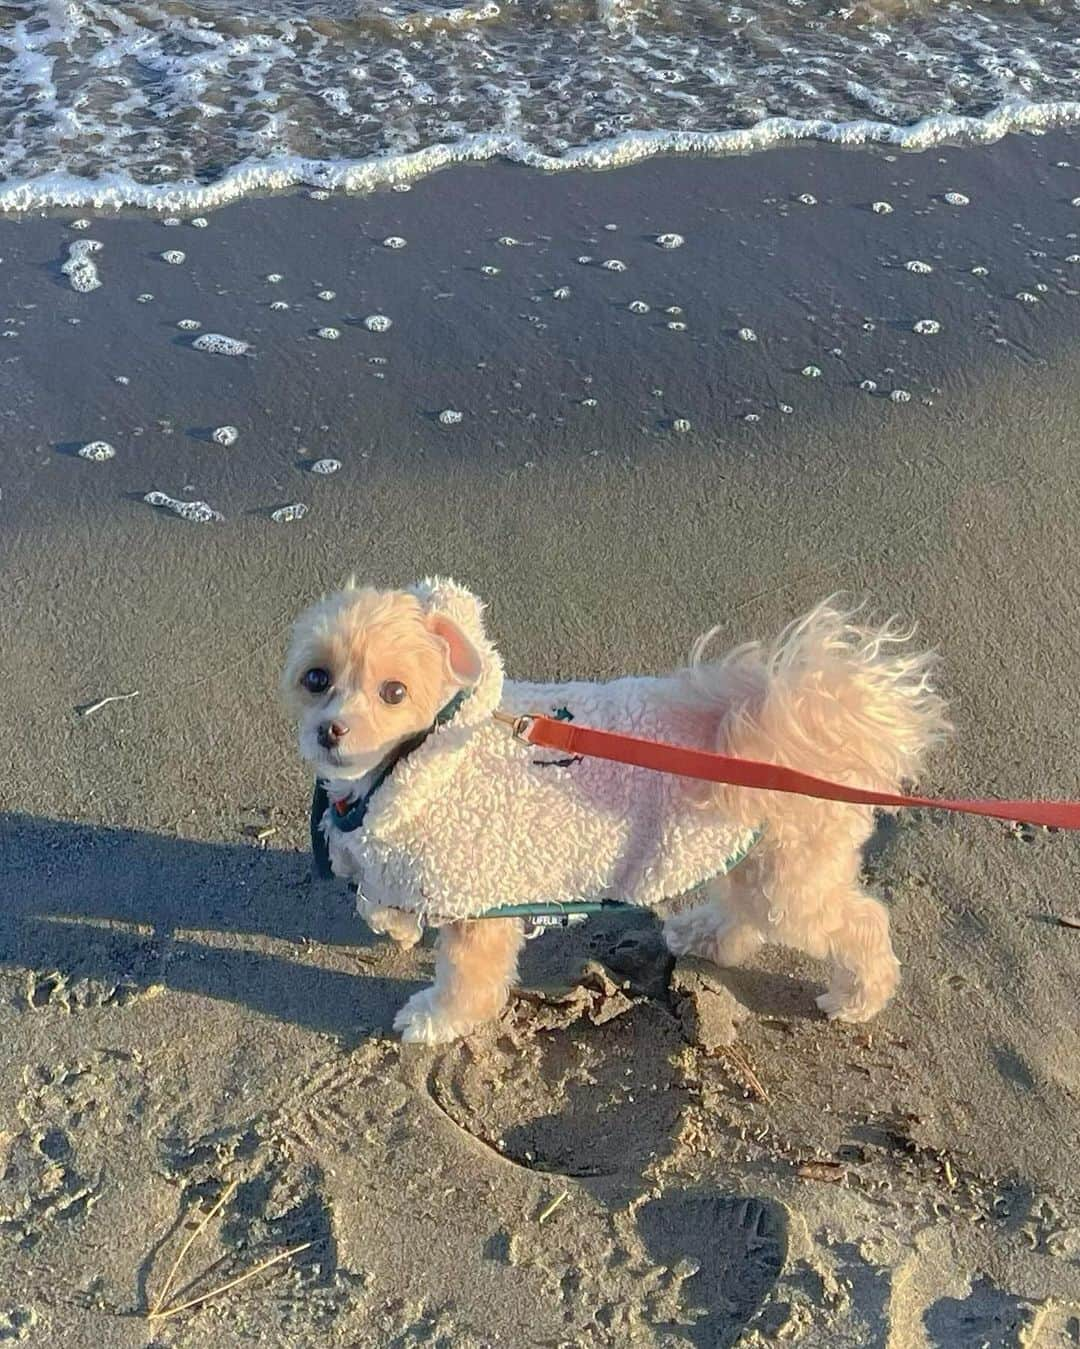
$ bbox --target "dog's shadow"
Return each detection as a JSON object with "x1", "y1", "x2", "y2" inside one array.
[{"x1": 0, "y1": 811, "x2": 419, "y2": 1044}]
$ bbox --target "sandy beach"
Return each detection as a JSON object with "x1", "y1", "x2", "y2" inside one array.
[{"x1": 3, "y1": 128, "x2": 1080, "y2": 1346}]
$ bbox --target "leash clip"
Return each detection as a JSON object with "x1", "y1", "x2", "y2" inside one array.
[{"x1": 492, "y1": 709, "x2": 538, "y2": 743}]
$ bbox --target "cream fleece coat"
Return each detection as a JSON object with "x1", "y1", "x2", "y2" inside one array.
[{"x1": 319, "y1": 578, "x2": 758, "y2": 927}]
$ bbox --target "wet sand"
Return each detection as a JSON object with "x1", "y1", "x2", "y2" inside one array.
[{"x1": 2, "y1": 132, "x2": 1080, "y2": 1345}]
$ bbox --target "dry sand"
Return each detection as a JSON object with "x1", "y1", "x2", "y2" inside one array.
[{"x1": 2, "y1": 131, "x2": 1080, "y2": 1346}]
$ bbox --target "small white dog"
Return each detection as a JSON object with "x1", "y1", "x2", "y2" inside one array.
[{"x1": 283, "y1": 578, "x2": 949, "y2": 1044}]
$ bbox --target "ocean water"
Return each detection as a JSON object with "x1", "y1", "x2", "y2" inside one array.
[{"x1": 2, "y1": 0, "x2": 1080, "y2": 209}]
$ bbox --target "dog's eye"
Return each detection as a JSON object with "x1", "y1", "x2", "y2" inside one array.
[
  {"x1": 302, "y1": 667, "x2": 331, "y2": 695},
  {"x1": 379, "y1": 680, "x2": 407, "y2": 706}
]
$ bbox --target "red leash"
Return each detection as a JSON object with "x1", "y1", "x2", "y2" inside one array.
[{"x1": 499, "y1": 713, "x2": 1080, "y2": 832}]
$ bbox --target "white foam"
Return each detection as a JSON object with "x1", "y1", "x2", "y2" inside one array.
[
  {"x1": 78, "y1": 441, "x2": 115, "y2": 462},
  {"x1": 61, "y1": 239, "x2": 102, "y2": 292},
  {"x1": 193, "y1": 333, "x2": 250, "y2": 355},
  {"x1": 7, "y1": 100, "x2": 1080, "y2": 214},
  {"x1": 144, "y1": 491, "x2": 223, "y2": 523}
]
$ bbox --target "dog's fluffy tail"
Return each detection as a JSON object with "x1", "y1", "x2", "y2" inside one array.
[{"x1": 689, "y1": 599, "x2": 951, "y2": 829}]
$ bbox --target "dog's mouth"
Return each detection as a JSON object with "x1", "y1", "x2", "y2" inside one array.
[{"x1": 302, "y1": 735, "x2": 382, "y2": 779}]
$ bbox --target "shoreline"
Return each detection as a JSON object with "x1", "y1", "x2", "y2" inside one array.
[{"x1": 6, "y1": 97, "x2": 1080, "y2": 214}]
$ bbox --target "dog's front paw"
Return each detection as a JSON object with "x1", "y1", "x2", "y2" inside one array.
[
  {"x1": 393, "y1": 989, "x2": 475, "y2": 1044},
  {"x1": 816, "y1": 987, "x2": 885, "y2": 1023}
]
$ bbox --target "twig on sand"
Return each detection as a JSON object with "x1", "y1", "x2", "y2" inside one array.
[
  {"x1": 76, "y1": 690, "x2": 140, "y2": 717},
  {"x1": 147, "y1": 1243, "x2": 313, "y2": 1323},
  {"x1": 796, "y1": 1160, "x2": 846, "y2": 1184},
  {"x1": 1054, "y1": 914, "x2": 1080, "y2": 930},
  {"x1": 151, "y1": 1179, "x2": 238, "y2": 1315},
  {"x1": 537, "y1": 1191, "x2": 569, "y2": 1224},
  {"x1": 716, "y1": 1045, "x2": 771, "y2": 1104}
]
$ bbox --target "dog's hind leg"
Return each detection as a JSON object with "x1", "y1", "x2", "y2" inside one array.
[
  {"x1": 394, "y1": 916, "x2": 525, "y2": 1044},
  {"x1": 663, "y1": 865, "x2": 766, "y2": 969},
  {"x1": 748, "y1": 827, "x2": 900, "y2": 1023}
]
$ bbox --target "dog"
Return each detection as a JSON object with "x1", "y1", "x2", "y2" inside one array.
[{"x1": 283, "y1": 577, "x2": 949, "y2": 1044}]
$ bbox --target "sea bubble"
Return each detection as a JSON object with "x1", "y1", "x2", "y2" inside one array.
[
  {"x1": 193, "y1": 333, "x2": 250, "y2": 355},
  {"x1": 1015, "y1": 291, "x2": 1040, "y2": 304},
  {"x1": 363, "y1": 314, "x2": 392, "y2": 332},
  {"x1": 913, "y1": 319, "x2": 941, "y2": 334},
  {"x1": 161, "y1": 250, "x2": 186, "y2": 265},
  {"x1": 656, "y1": 233, "x2": 685, "y2": 249},
  {"x1": 144, "y1": 491, "x2": 223, "y2": 523},
  {"x1": 481, "y1": 265, "x2": 500, "y2": 276},
  {"x1": 78, "y1": 440, "x2": 115, "y2": 462},
  {"x1": 944, "y1": 191, "x2": 970, "y2": 206},
  {"x1": 439, "y1": 409, "x2": 463, "y2": 425},
  {"x1": 317, "y1": 326, "x2": 341, "y2": 340},
  {"x1": 271, "y1": 503, "x2": 308, "y2": 523},
  {"x1": 905, "y1": 260, "x2": 933, "y2": 274},
  {"x1": 317, "y1": 289, "x2": 336, "y2": 301},
  {"x1": 553, "y1": 287, "x2": 571, "y2": 300},
  {"x1": 602, "y1": 259, "x2": 627, "y2": 271},
  {"x1": 797, "y1": 194, "x2": 817, "y2": 206},
  {"x1": 802, "y1": 365, "x2": 822, "y2": 378},
  {"x1": 177, "y1": 319, "x2": 201, "y2": 330},
  {"x1": 628, "y1": 300, "x2": 650, "y2": 314},
  {"x1": 890, "y1": 389, "x2": 911, "y2": 403},
  {"x1": 62, "y1": 239, "x2": 103, "y2": 293},
  {"x1": 191, "y1": 217, "x2": 209, "y2": 229},
  {"x1": 871, "y1": 201, "x2": 893, "y2": 215},
  {"x1": 383, "y1": 236, "x2": 407, "y2": 249},
  {"x1": 672, "y1": 418, "x2": 691, "y2": 432},
  {"x1": 310, "y1": 458, "x2": 341, "y2": 474},
  {"x1": 212, "y1": 425, "x2": 239, "y2": 446},
  {"x1": 737, "y1": 327, "x2": 758, "y2": 342}
]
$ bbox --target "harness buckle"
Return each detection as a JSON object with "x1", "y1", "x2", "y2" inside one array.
[{"x1": 492, "y1": 710, "x2": 537, "y2": 743}]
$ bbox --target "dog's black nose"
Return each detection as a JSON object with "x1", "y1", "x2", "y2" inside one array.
[{"x1": 317, "y1": 720, "x2": 348, "y2": 750}]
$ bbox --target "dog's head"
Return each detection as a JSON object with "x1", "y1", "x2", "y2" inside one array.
[{"x1": 282, "y1": 583, "x2": 484, "y2": 780}]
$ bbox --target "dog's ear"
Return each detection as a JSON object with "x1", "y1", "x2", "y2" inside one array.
[{"x1": 426, "y1": 611, "x2": 483, "y2": 686}]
